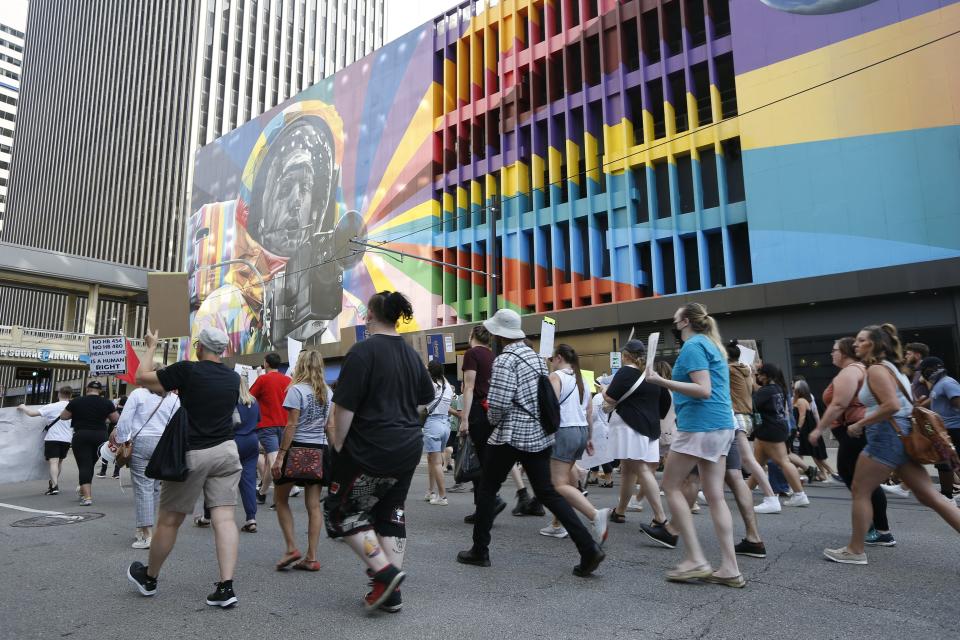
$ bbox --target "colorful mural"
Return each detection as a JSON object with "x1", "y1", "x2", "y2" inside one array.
[
  {"x1": 188, "y1": 0, "x2": 960, "y2": 355},
  {"x1": 187, "y1": 27, "x2": 439, "y2": 356}
]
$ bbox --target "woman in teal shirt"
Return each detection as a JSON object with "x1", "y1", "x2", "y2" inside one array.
[{"x1": 645, "y1": 302, "x2": 743, "y2": 588}]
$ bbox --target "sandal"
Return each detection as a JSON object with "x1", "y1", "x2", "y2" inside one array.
[
  {"x1": 276, "y1": 550, "x2": 302, "y2": 570},
  {"x1": 610, "y1": 510, "x2": 626, "y2": 524},
  {"x1": 293, "y1": 559, "x2": 321, "y2": 572},
  {"x1": 193, "y1": 516, "x2": 210, "y2": 528},
  {"x1": 240, "y1": 520, "x2": 257, "y2": 533}
]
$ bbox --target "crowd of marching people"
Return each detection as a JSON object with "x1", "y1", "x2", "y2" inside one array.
[{"x1": 17, "y1": 294, "x2": 960, "y2": 610}]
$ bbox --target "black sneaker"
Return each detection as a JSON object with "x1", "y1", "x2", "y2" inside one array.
[
  {"x1": 379, "y1": 589, "x2": 403, "y2": 613},
  {"x1": 206, "y1": 581, "x2": 238, "y2": 608},
  {"x1": 464, "y1": 497, "x2": 507, "y2": 524},
  {"x1": 456, "y1": 548, "x2": 491, "y2": 567},
  {"x1": 639, "y1": 521, "x2": 679, "y2": 549},
  {"x1": 573, "y1": 543, "x2": 606, "y2": 577},
  {"x1": 463, "y1": 512, "x2": 476, "y2": 524},
  {"x1": 734, "y1": 538, "x2": 767, "y2": 558},
  {"x1": 44, "y1": 485, "x2": 59, "y2": 496},
  {"x1": 127, "y1": 561, "x2": 157, "y2": 596},
  {"x1": 256, "y1": 493, "x2": 266, "y2": 505}
]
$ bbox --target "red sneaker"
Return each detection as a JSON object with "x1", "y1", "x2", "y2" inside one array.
[{"x1": 363, "y1": 565, "x2": 405, "y2": 611}]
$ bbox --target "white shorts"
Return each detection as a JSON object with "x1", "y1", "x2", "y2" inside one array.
[{"x1": 670, "y1": 429, "x2": 736, "y2": 463}]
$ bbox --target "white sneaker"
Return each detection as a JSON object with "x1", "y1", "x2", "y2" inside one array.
[
  {"x1": 783, "y1": 492, "x2": 810, "y2": 507},
  {"x1": 132, "y1": 535, "x2": 151, "y2": 550},
  {"x1": 881, "y1": 484, "x2": 911, "y2": 499},
  {"x1": 690, "y1": 502, "x2": 701, "y2": 514},
  {"x1": 754, "y1": 497, "x2": 782, "y2": 514},
  {"x1": 429, "y1": 496, "x2": 448, "y2": 506},
  {"x1": 697, "y1": 491, "x2": 707, "y2": 505},
  {"x1": 626, "y1": 497, "x2": 644, "y2": 512},
  {"x1": 290, "y1": 486, "x2": 303, "y2": 497},
  {"x1": 424, "y1": 491, "x2": 436, "y2": 502},
  {"x1": 593, "y1": 508, "x2": 610, "y2": 545},
  {"x1": 539, "y1": 524, "x2": 568, "y2": 538}
]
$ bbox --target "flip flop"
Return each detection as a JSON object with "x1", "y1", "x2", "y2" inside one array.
[
  {"x1": 240, "y1": 521, "x2": 257, "y2": 533},
  {"x1": 276, "y1": 550, "x2": 302, "y2": 570},
  {"x1": 293, "y1": 559, "x2": 321, "y2": 572},
  {"x1": 665, "y1": 563, "x2": 713, "y2": 583}
]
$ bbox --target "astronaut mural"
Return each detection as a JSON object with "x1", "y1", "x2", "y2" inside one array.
[{"x1": 186, "y1": 27, "x2": 438, "y2": 357}]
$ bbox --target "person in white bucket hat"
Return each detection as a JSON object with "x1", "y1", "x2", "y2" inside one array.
[{"x1": 457, "y1": 309, "x2": 606, "y2": 577}]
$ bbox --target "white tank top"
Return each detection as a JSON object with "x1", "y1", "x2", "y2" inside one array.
[{"x1": 557, "y1": 369, "x2": 589, "y2": 428}]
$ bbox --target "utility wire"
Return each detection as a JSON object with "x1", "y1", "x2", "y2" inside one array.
[{"x1": 194, "y1": 28, "x2": 958, "y2": 307}]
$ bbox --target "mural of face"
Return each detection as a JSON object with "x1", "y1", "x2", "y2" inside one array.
[
  {"x1": 260, "y1": 146, "x2": 315, "y2": 257},
  {"x1": 759, "y1": 0, "x2": 881, "y2": 14}
]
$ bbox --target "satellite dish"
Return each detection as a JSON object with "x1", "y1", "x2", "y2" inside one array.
[{"x1": 334, "y1": 209, "x2": 366, "y2": 270}]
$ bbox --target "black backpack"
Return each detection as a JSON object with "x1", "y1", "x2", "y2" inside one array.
[{"x1": 509, "y1": 352, "x2": 562, "y2": 435}]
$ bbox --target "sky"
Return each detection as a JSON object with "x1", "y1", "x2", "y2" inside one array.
[
  {"x1": 0, "y1": 0, "x2": 28, "y2": 31},
  {"x1": 386, "y1": 0, "x2": 461, "y2": 43}
]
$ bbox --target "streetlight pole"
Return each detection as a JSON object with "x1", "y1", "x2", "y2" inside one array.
[{"x1": 488, "y1": 196, "x2": 499, "y2": 317}]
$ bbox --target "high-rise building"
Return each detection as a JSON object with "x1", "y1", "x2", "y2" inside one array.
[
  {"x1": 0, "y1": 0, "x2": 384, "y2": 332},
  {"x1": 0, "y1": 19, "x2": 24, "y2": 231}
]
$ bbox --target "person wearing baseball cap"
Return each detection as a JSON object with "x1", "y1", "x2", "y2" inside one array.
[
  {"x1": 126, "y1": 324, "x2": 242, "y2": 609},
  {"x1": 457, "y1": 309, "x2": 606, "y2": 577},
  {"x1": 59, "y1": 380, "x2": 119, "y2": 506}
]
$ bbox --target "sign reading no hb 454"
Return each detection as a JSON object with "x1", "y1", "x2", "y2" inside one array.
[{"x1": 88, "y1": 337, "x2": 127, "y2": 376}]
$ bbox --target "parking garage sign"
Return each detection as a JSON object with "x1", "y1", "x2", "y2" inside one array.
[{"x1": 88, "y1": 337, "x2": 127, "y2": 376}]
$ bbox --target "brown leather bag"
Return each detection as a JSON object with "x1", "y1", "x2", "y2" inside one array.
[
  {"x1": 873, "y1": 366, "x2": 960, "y2": 470},
  {"x1": 115, "y1": 397, "x2": 167, "y2": 469}
]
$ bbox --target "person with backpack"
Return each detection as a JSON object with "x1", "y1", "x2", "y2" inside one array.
[
  {"x1": 456, "y1": 309, "x2": 605, "y2": 577},
  {"x1": 823, "y1": 324, "x2": 960, "y2": 565}
]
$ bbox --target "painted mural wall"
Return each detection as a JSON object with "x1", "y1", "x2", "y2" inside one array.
[
  {"x1": 732, "y1": 0, "x2": 960, "y2": 282},
  {"x1": 187, "y1": 27, "x2": 439, "y2": 356}
]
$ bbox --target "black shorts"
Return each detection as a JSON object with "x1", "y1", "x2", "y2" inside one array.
[
  {"x1": 323, "y1": 452, "x2": 414, "y2": 539},
  {"x1": 44, "y1": 441, "x2": 71, "y2": 460}
]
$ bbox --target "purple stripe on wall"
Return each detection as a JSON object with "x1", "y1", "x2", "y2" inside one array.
[{"x1": 730, "y1": 0, "x2": 954, "y2": 75}]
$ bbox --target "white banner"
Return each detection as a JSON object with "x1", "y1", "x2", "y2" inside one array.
[
  {"x1": 89, "y1": 336, "x2": 127, "y2": 376},
  {"x1": 0, "y1": 407, "x2": 48, "y2": 484}
]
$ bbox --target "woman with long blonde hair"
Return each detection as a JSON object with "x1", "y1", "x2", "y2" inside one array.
[{"x1": 271, "y1": 350, "x2": 333, "y2": 571}]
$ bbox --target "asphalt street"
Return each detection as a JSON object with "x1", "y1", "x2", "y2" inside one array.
[{"x1": 0, "y1": 458, "x2": 956, "y2": 640}]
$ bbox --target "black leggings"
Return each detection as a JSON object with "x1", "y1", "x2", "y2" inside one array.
[
  {"x1": 72, "y1": 430, "x2": 106, "y2": 485},
  {"x1": 834, "y1": 428, "x2": 889, "y2": 531}
]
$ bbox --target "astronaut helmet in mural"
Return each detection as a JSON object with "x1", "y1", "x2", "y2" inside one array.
[{"x1": 245, "y1": 114, "x2": 340, "y2": 256}]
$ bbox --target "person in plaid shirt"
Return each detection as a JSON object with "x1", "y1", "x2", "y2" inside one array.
[{"x1": 456, "y1": 309, "x2": 606, "y2": 577}]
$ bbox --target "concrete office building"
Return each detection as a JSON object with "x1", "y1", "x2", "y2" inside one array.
[
  {"x1": 0, "y1": 0, "x2": 384, "y2": 395},
  {"x1": 0, "y1": 19, "x2": 24, "y2": 230}
]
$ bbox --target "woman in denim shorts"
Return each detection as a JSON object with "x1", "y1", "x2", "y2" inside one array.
[
  {"x1": 539, "y1": 344, "x2": 610, "y2": 545},
  {"x1": 823, "y1": 323, "x2": 960, "y2": 565}
]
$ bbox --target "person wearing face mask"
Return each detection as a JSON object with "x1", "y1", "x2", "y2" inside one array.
[{"x1": 644, "y1": 303, "x2": 743, "y2": 587}]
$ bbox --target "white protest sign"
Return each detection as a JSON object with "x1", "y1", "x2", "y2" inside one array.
[
  {"x1": 88, "y1": 336, "x2": 127, "y2": 376},
  {"x1": 0, "y1": 408, "x2": 47, "y2": 483},
  {"x1": 738, "y1": 345, "x2": 757, "y2": 367},
  {"x1": 538, "y1": 316, "x2": 556, "y2": 359},
  {"x1": 287, "y1": 337, "x2": 303, "y2": 374},
  {"x1": 645, "y1": 332, "x2": 660, "y2": 375}
]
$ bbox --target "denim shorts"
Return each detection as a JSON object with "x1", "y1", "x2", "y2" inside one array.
[
  {"x1": 863, "y1": 418, "x2": 910, "y2": 469},
  {"x1": 552, "y1": 425, "x2": 588, "y2": 463},
  {"x1": 422, "y1": 415, "x2": 448, "y2": 454},
  {"x1": 257, "y1": 426, "x2": 283, "y2": 454}
]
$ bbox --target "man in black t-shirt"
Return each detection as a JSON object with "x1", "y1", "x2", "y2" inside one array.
[{"x1": 125, "y1": 326, "x2": 242, "y2": 609}]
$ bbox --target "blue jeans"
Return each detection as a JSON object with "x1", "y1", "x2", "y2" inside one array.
[
  {"x1": 235, "y1": 432, "x2": 259, "y2": 521},
  {"x1": 767, "y1": 461, "x2": 790, "y2": 494}
]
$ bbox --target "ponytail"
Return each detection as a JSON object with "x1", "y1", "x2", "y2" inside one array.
[
  {"x1": 554, "y1": 343, "x2": 585, "y2": 402},
  {"x1": 367, "y1": 290, "x2": 414, "y2": 326},
  {"x1": 860, "y1": 323, "x2": 904, "y2": 367},
  {"x1": 679, "y1": 302, "x2": 724, "y2": 351}
]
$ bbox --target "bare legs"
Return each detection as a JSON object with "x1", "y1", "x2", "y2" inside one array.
[
  {"x1": 48, "y1": 458, "x2": 62, "y2": 488},
  {"x1": 274, "y1": 483, "x2": 298, "y2": 555},
  {"x1": 618, "y1": 459, "x2": 666, "y2": 522},
  {"x1": 550, "y1": 459, "x2": 597, "y2": 521},
  {"x1": 736, "y1": 432, "x2": 774, "y2": 498},
  {"x1": 426, "y1": 452, "x2": 446, "y2": 499},
  {"x1": 209, "y1": 506, "x2": 239, "y2": 581},
  {"x1": 274, "y1": 483, "x2": 324, "y2": 561},
  {"x1": 344, "y1": 529, "x2": 406, "y2": 572},
  {"x1": 755, "y1": 441, "x2": 805, "y2": 494},
  {"x1": 662, "y1": 451, "x2": 740, "y2": 578}
]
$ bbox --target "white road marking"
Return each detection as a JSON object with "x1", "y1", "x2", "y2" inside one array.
[{"x1": 0, "y1": 502, "x2": 82, "y2": 520}]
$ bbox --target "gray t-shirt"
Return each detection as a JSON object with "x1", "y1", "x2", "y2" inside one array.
[{"x1": 282, "y1": 383, "x2": 332, "y2": 445}]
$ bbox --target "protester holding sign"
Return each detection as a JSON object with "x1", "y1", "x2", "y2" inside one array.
[
  {"x1": 17, "y1": 386, "x2": 74, "y2": 495},
  {"x1": 61, "y1": 381, "x2": 119, "y2": 506}
]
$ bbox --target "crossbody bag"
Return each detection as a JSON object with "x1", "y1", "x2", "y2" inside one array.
[{"x1": 115, "y1": 395, "x2": 170, "y2": 468}]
